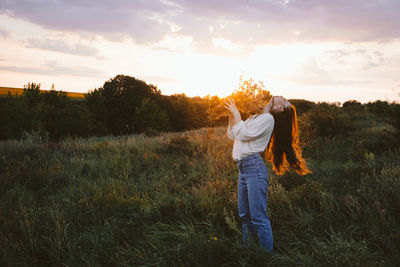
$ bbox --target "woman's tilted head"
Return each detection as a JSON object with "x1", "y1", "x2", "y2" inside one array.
[
  {"x1": 271, "y1": 96, "x2": 292, "y2": 114},
  {"x1": 265, "y1": 98, "x2": 311, "y2": 176}
]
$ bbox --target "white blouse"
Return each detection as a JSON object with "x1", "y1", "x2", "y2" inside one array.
[{"x1": 227, "y1": 112, "x2": 275, "y2": 161}]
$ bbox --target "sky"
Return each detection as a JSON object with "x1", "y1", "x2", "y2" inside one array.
[{"x1": 0, "y1": 0, "x2": 399, "y2": 103}]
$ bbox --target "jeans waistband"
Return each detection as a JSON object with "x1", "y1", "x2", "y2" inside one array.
[{"x1": 235, "y1": 152, "x2": 262, "y2": 164}]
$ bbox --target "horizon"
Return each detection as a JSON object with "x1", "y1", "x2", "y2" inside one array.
[
  {"x1": 2, "y1": 84, "x2": 398, "y2": 105},
  {"x1": 1, "y1": 1, "x2": 400, "y2": 103}
]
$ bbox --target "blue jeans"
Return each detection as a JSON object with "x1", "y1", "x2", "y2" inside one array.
[{"x1": 237, "y1": 153, "x2": 273, "y2": 252}]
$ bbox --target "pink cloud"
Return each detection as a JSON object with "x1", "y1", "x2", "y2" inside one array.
[{"x1": 1, "y1": 0, "x2": 399, "y2": 48}]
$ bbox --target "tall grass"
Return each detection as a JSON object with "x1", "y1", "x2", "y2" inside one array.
[{"x1": 1, "y1": 126, "x2": 399, "y2": 266}]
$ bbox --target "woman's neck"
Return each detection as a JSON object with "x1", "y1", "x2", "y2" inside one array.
[{"x1": 262, "y1": 103, "x2": 272, "y2": 114}]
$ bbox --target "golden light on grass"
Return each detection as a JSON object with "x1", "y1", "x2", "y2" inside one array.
[
  {"x1": 0, "y1": 87, "x2": 24, "y2": 97},
  {"x1": 0, "y1": 87, "x2": 86, "y2": 99}
]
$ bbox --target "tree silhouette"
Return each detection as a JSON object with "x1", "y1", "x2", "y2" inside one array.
[{"x1": 85, "y1": 75, "x2": 169, "y2": 135}]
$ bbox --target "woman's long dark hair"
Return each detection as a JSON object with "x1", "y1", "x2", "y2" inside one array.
[{"x1": 265, "y1": 105, "x2": 311, "y2": 175}]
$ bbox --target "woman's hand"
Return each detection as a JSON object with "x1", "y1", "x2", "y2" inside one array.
[
  {"x1": 224, "y1": 98, "x2": 241, "y2": 125},
  {"x1": 224, "y1": 98, "x2": 239, "y2": 114}
]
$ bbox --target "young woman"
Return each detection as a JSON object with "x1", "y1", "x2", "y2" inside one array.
[{"x1": 225, "y1": 96, "x2": 311, "y2": 252}]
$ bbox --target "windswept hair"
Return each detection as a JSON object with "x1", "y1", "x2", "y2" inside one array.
[{"x1": 265, "y1": 105, "x2": 311, "y2": 175}]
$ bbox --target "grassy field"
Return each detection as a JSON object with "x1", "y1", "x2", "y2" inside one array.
[
  {"x1": 0, "y1": 122, "x2": 399, "y2": 266},
  {"x1": 0, "y1": 87, "x2": 86, "y2": 99}
]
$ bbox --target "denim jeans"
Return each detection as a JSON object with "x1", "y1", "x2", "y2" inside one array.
[{"x1": 237, "y1": 153, "x2": 273, "y2": 252}]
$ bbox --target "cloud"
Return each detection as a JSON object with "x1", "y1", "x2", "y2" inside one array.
[
  {"x1": 150, "y1": 34, "x2": 193, "y2": 53},
  {"x1": 0, "y1": 0, "x2": 173, "y2": 44},
  {"x1": 0, "y1": 60, "x2": 105, "y2": 77},
  {"x1": 1, "y1": 0, "x2": 399, "y2": 50},
  {"x1": 326, "y1": 50, "x2": 351, "y2": 59},
  {"x1": 363, "y1": 50, "x2": 385, "y2": 70},
  {"x1": 170, "y1": 0, "x2": 400, "y2": 45},
  {"x1": 25, "y1": 37, "x2": 103, "y2": 58},
  {"x1": 0, "y1": 27, "x2": 10, "y2": 39},
  {"x1": 325, "y1": 48, "x2": 386, "y2": 70},
  {"x1": 276, "y1": 58, "x2": 373, "y2": 86}
]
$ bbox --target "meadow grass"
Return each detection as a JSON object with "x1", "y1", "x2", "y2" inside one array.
[{"x1": 1, "y1": 126, "x2": 399, "y2": 266}]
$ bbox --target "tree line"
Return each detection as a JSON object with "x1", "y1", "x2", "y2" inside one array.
[
  {"x1": 0, "y1": 75, "x2": 215, "y2": 141},
  {"x1": 1, "y1": 74, "x2": 400, "y2": 141}
]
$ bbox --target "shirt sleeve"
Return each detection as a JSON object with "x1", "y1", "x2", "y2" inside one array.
[
  {"x1": 227, "y1": 126, "x2": 235, "y2": 140},
  {"x1": 231, "y1": 113, "x2": 274, "y2": 141}
]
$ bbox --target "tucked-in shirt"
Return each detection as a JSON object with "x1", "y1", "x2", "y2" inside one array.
[{"x1": 227, "y1": 113, "x2": 275, "y2": 161}]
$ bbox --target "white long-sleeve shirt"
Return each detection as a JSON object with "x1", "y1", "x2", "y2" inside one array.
[{"x1": 227, "y1": 112, "x2": 275, "y2": 161}]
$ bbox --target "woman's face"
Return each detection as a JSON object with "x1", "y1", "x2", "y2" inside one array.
[{"x1": 272, "y1": 96, "x2": 291, "y2": 113}]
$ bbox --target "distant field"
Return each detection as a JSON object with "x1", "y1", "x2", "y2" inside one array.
[{"x1": 0, "y1": 87, "x2": 86, "y2": 99}]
